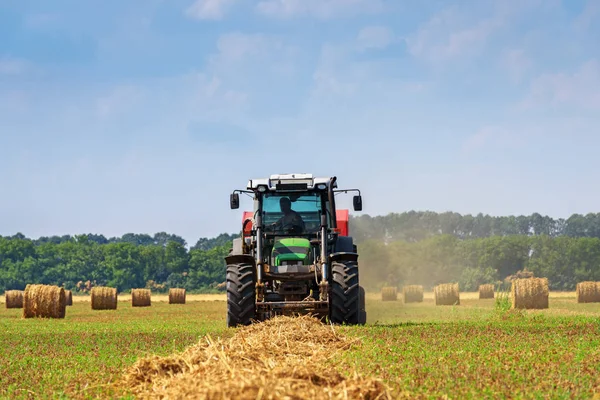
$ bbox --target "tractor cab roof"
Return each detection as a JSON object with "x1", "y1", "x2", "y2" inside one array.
[{"x1": 247, "y1": 173, "x2": 337, "y2": 192}]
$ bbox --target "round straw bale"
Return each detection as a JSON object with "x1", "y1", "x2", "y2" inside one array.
[
  {"x1": 5, "y1": 290, "x2": 24, "y2": 309},
  {"x1": 576, "y1": 281, "x2": 600, "y2": 303},
  {"x1": 511, "y1": 277, "x2": 549, "y2": 309},
  {"x1": 402, "y1": 285, "x2": 424, "y2": 303},
  {"x1": 478, "y1": 284, "x2": 495, "y2": 299},
  {"x1": 65, "y1": 289, "x2": 73, "y2": 306},
  {"x1": 381, "y1": 286, "x2": 397, "y2": 301},
  {"x1": 91, "y1": 286, "x2": 118, "y2": 310},
  {"x1": 132, "y1": 289, "x2": 151, "y2": 307},
  {"x1": 23, "y1": 284, "x2": 66, "y2": 318},
  {"x1": 434, "y1": 283, "x2": 460, "y2": 305},
  {"x1": 169, "y1": 288, "x2": 186, "y2": 304}
]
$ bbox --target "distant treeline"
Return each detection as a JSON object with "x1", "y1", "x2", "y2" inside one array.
[
  {"x1": 352, "y1": 211, "x2": 600, "y2": 291},
  {"x1": 2, "y1": 210, "x2": 600, "y2": 293},
  {"x1": 10, "y1": 231, "x2": 237, "y2": 250},
  {"x1": 0, "y1": 232, "x2": 237, "y2": 293},
  {"x1": 359, "y1": 234, "x2": 600, "y2": 292},
  {"x1": 350, "y1": 211, "x2": 600, "y2": 243}
]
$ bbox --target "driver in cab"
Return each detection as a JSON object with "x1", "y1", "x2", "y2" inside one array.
[{"x1": 272, "y1": 197, "x2": 305, "y2": 233}]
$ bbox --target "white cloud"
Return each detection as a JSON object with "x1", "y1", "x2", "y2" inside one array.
[
  {"x1": 0, "y1": 58, "x2": 29, "y2": 75},
  {"x1": 256, "y1": 0, "x2": 383, "y2": 19},
  {"x1": 406, "y1": 1, "x2": 550, "y2": 65},
  {"x1": 522, "y1": 60, "x2": 600, "y2": 110},
  {"x1": 574, "y1": 0, "x2": 600, "y2": 31},
  {"x1": 96, "y1": 85, "x2": 143, "y2": 118},
  {"x1": 302, "y1": 41, "x2": 433, "y2": 141},
  {"x1": 213, "y1": 33, "x2": 284, "y2": 62},
  {"x1": 502, "y1": 49, "x2": 533, "y2": 82},
  {"x1": 462, "y1": 126, "x2": 526, "y2": 155},
  {"x1": 204, "y1": 76, "x2": 221, "y2": 97},
  {"x1": 206, "y1": 32, "x2": 299, "y2": 88},
  {"x1": 463, "y1": 127, "x2": 492, "y2": 154},
  {"x1": 407, "y1": 6, "x2": 503, "y2": 64},
  {"x1": 356, "y1": 26, "x2": 394, "y2": 51},
  {"x1": 185, "y1": 0, "x2": 235, "y2": 20}
]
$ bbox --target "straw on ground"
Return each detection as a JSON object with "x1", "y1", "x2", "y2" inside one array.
[{"x1": 116, "y1": 314, "x2": 390, "y2": 399}]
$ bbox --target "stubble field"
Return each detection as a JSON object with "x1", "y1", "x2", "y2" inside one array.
[{"x1": 1, "y1": 292, "x2": 600, "y2": 399}]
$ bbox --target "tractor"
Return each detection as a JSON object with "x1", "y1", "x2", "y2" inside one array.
[{"x1": 225, "y1": 173, "x2": 366, "y2": 327}]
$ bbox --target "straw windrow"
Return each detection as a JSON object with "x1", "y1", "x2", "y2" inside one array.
[
  {"x1": 116, "y1": 315, "x2": 390, "y2": 399},
  {"x1": 23, "y1": 284, "x2": 66, "y2": 318}
]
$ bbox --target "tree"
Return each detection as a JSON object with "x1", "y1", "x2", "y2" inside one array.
[
  {"x1": 154, "y1": 232, "x2": 186, "y2": 247},
  {"x1": 165, "y1": 241, "x2": 189, "y2": 275},
  {"x1": 192, "y1": 233, "x2": 237, "y2": 251}
]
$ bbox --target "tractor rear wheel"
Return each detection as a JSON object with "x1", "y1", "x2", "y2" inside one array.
[
  {"x1": 329, "y1": 261, "x2": 360, "y2": 325},
  {"x1": 226, "y1": 263, "x2": 256, "y2": 327},
  {"x1": 358, "y1": 285, "x2": 367, "y2": 325}
]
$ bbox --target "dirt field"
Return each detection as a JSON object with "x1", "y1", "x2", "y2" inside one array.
[{"x1": 1, "y1": 290, "x2": 600, "y2": 399}]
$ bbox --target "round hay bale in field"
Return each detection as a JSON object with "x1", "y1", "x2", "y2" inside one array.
[
  {"x1": 5, "y1": 290, "x2": 24, "y2": 309},
  {"x1": 434, "y1": 283, "x2": 460, "y2": 306},
  {"x1": 65, "y1": 289, "x2": 73, "y2": 306},
  {"x1": 381, "y1": 287, "x2": 397, "y2": 301},
  {"x1": 478, "y1": 284, "x2": 495, "y2": 299},
  {"x1": 169, "y1": 288, "x2": 186, "y2": 304},
  {"x1": 576, "y1": 281, "x2": 600, "y2": 303},
  {"x1": 91, "y1": 286, "x2": 118, "y2": 310},
  {"x1": 23, "y1": 284, "x2": 66, "y2": 319},
  {"x1": 132, "y1": 289, "x2": 151, "y2": 307},
  {"x1": 402, "y1": 285, "x2": 424, "y2": 303},
  {"x1": 511, "y1": 277, "x2": 549, "y2": 309}
]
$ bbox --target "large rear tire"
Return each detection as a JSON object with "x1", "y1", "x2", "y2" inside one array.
[
  {"x1": 226, "y1": 263, "x2": 256, "y2": 327},
  {"x1": 358, "y1": 285, "x2": 367, "y2": 325},
  {"x1": 329, "y1": 261, "x2": 360, "y2": 325}
]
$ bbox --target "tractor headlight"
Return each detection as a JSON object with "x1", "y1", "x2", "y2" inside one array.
[
  {"x1": 257, "y1": 185, "x2": 267, "y2": 192},
  {"x1": 316, "y1": 184, "x2": 326, "y2": 190}
]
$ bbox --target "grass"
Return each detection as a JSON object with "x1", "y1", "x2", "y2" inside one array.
[
  {"x1": 340, "y1": 301, "x2": 600, "y2": 399},
  {"x1": 2, "y1": 293, "x2": 600, "y2": 399},
  {"x1": 0, "y1": 299, "x2": 229, "y2": 399}
]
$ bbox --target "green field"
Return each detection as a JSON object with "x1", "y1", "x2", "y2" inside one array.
[{"x1": 2, "y1": 293, "x2": 600, "y2": 399}]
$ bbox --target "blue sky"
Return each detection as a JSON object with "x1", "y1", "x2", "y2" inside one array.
[{"x1": 0, "y1": 0, "x2": 599, "y2": 245}]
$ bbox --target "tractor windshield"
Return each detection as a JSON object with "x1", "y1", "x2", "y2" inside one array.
[{"x1": 261, "y1": 192, "x2": 327, "y2": 235}]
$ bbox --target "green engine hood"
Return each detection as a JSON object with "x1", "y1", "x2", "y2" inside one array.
[{"x1": 271, "y1": 238, "x2": 311, "y2": 266}]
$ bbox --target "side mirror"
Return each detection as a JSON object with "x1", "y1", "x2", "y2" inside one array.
[
  {"x1": 353, "y1": 195, "x2": 362, "y2": 211},
  {"x1": 230, "y1": 193, "x2": 239, "y2": 209}
]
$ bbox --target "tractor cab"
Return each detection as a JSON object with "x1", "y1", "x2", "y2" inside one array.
[{"x1": 226, "y1": 173, "x2": 365, "y2": 327}]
